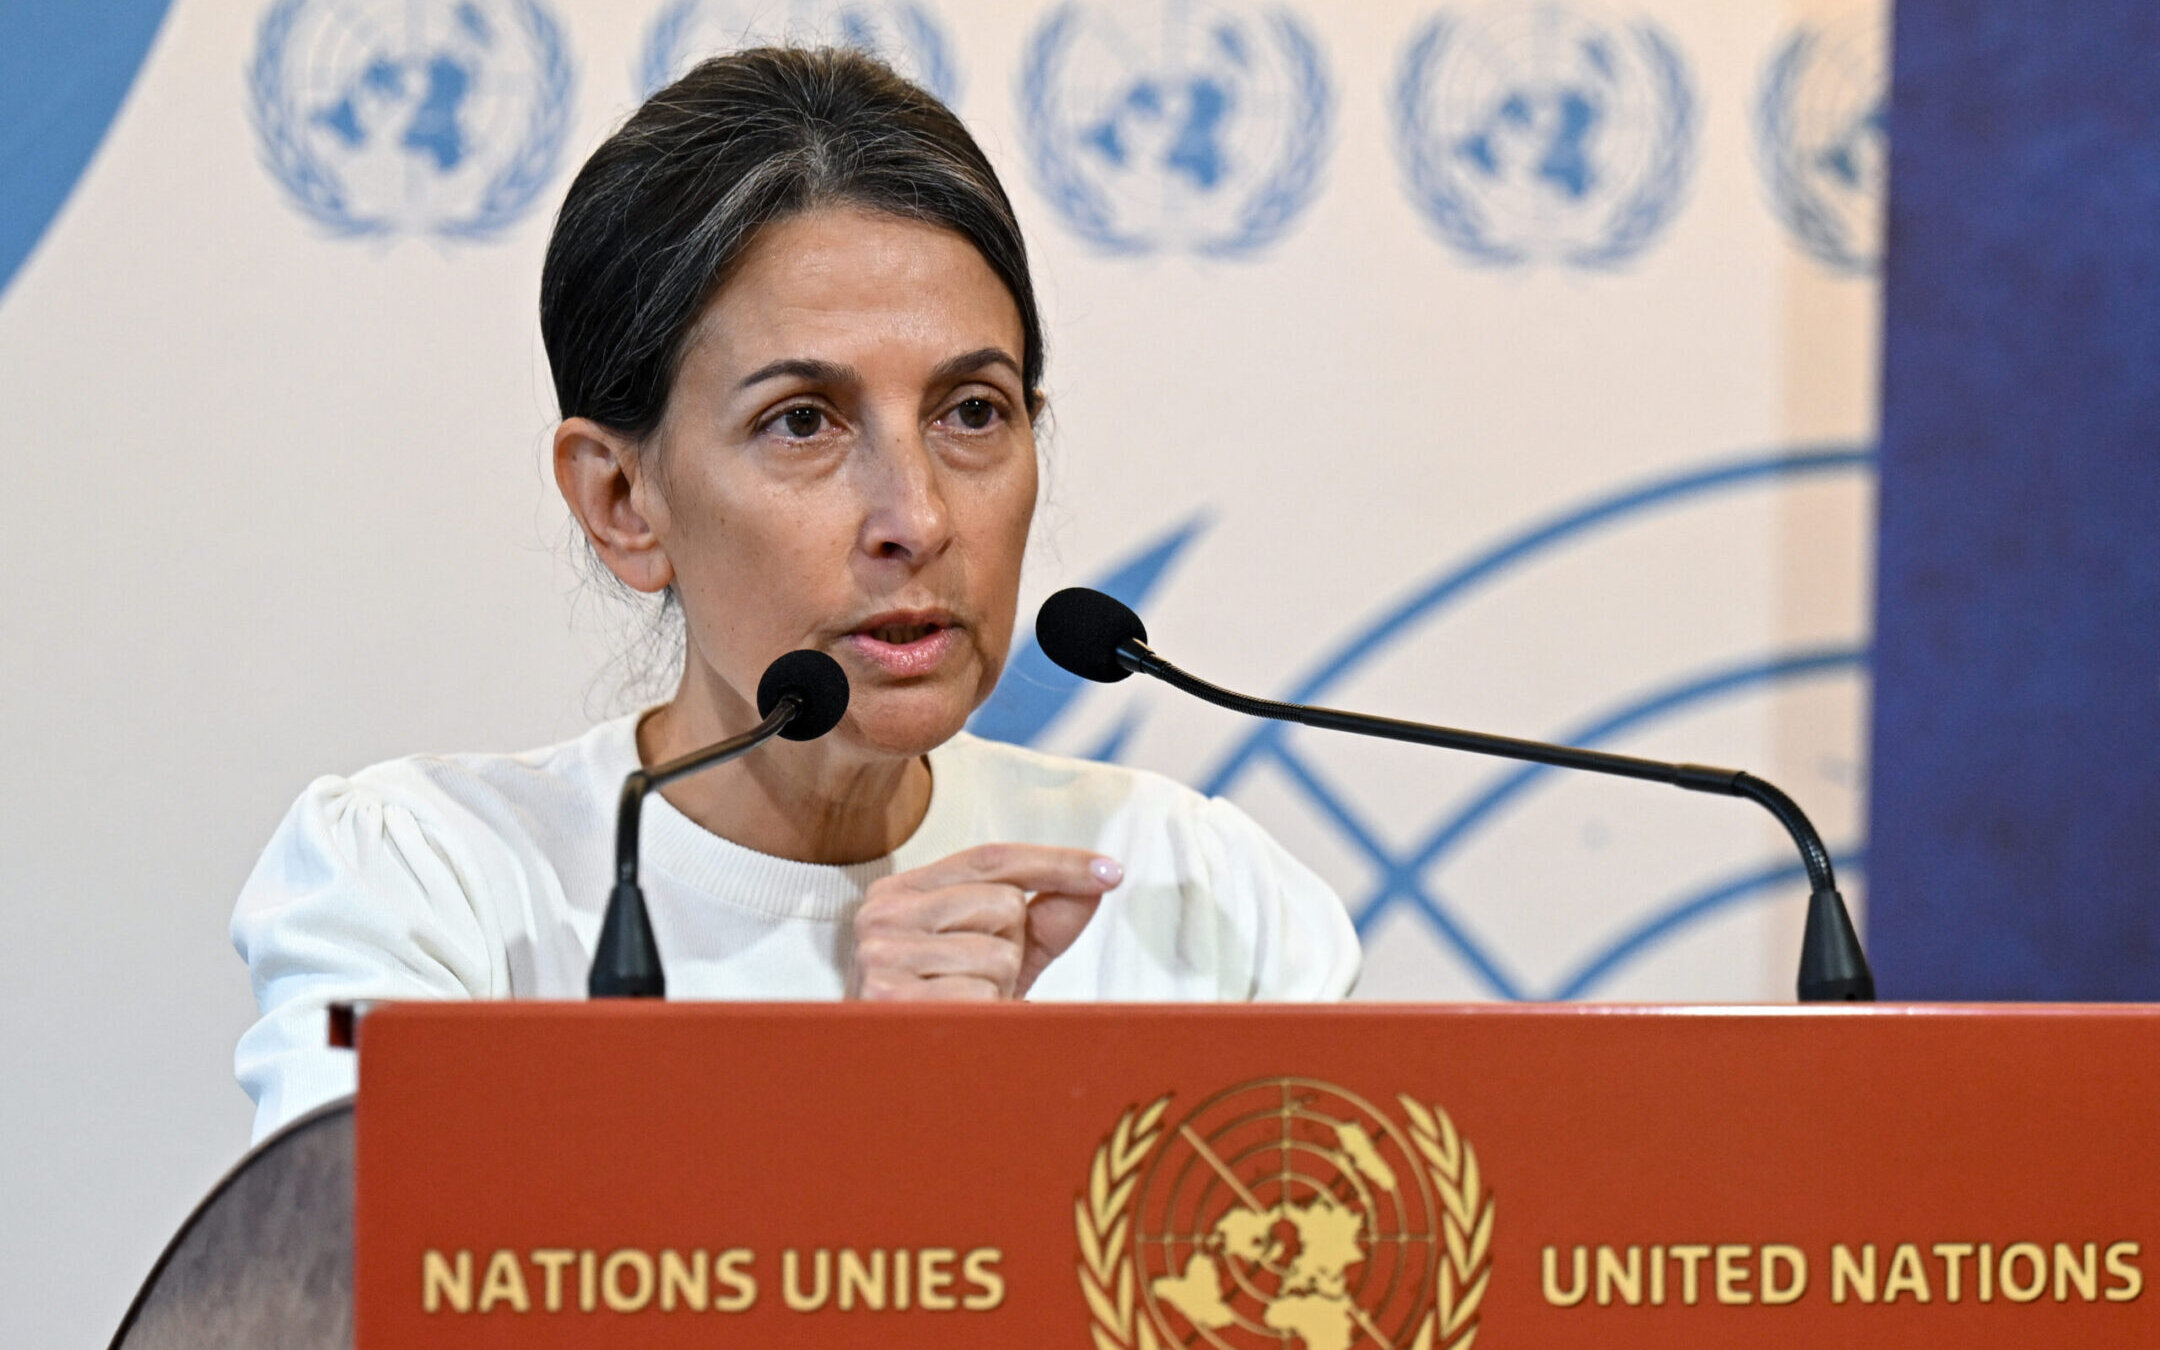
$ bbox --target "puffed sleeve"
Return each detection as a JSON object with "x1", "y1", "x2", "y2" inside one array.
[
  {"x1": 230, "y1": 771, "x2": 510, "y2": 1142},
  {"x1": 1191, "y1": 794, "x2": 1362, "y2": 1000}
]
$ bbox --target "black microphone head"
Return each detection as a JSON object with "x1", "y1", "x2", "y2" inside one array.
[
  {"x1": 1036, "y1": 587, "x2": 1147, "y2": 684},
  {"x1": 757, "y1": 649, "x2": 851, "y2": 741}
]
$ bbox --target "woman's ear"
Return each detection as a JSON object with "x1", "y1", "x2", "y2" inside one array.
[{"x1": 554, "y1": 417, "x2": 674, "y2": 594}]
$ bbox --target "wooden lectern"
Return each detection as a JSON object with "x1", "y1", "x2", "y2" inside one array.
[{"x1": 326, "y1": 1002, "x2": 2156, "y2": 1348}]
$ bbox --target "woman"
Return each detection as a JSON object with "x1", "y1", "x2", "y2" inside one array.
[{"x1": 232, "y1": 47, "x2": 1358, "y2": 1142}]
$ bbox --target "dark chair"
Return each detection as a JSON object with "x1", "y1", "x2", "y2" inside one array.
[{"x1": 109, "y1": 1099, "x2": 354, "y2": 1349}]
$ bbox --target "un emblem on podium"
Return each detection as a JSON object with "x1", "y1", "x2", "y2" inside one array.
[
  {"x1": 1019, "y1": 1, "x2": 1333, "y2": 258},
  {"x1": 1079, "y1": 1080, "x2": 1493, "y2": 1350},
  {"x1": 247, "y1": 0, "x2": 574, "y2": 241},
  {"x1": 1391, "y1": 3, "x2": 1694, "y2": 268},
  {"x1": 1755, "y1": 10, "x2": 1887, "y2": 275},
  {"x1": 636, "y1": 0, "x2": 960, "y2": 104}
]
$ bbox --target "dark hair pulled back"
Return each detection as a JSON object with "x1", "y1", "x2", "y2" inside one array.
[{"x1": 541, "y1": 46, "x2": 1045, "y2": 438}]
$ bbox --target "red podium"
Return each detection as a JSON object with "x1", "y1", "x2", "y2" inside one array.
[{"x1": 353, "y1": 1003, "x2": 2157, "y2": 1348}]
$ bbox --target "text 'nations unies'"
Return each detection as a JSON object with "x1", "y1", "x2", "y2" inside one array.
[{"x1": 420, "y1": 1246, "x2": 1005, "y2": 1315}]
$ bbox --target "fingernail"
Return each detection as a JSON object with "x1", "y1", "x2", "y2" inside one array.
[{"x1": 1089, "y1": 856, "x2": 1124, "y2": 887}]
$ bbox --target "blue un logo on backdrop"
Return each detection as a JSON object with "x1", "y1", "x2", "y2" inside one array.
[
  {"x1": 1391, "y1": 3, "x2": 1694, "y2": 268},
  {"x1": 248, "y1": 0, "x2": 574, "y2": 241},
  {"x1": 636, "y1": 0, "x2": 959, "y2": 104},
  {"x1": 1018, "y1": 1, "x2": 1332, "y2": 258},
  {"x1": 1755, "y1": 10, "x2": 1886, "y2": 275}
]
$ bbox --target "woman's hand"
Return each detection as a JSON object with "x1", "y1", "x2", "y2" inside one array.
[{"x1": 848, "y1": 844, "x2": 1124, "y2": 1000}]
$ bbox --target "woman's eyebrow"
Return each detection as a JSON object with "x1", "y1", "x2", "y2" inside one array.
[
  {"x1": 931, "y1": 347, "x2": 1022, "y2": 383},
  {"x1": 736, "y1": 356, "x2": 854, "y2": 390}
]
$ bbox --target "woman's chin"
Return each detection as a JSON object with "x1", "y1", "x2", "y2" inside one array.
[{"x1": 834, "y1": 686, "x2": 978, "y2": 760}]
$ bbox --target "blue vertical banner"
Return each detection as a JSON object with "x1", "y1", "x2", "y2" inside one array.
[{"x1": 1872, "y1": 1, "x2": 2160, "y2": 996}]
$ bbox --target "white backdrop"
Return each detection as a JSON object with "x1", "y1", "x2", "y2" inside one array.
[{"x1": 0, "y1": 0, "x2": 1884, "y2": 1341}]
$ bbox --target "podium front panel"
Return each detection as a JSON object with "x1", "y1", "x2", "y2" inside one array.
[{"x1": 356, "y1": 1004, "x2": 2159, "y2": 1347}]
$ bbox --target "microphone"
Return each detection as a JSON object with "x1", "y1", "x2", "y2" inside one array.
[
  {"x1": 588, "y1": 649, "x2": 851, "y2": 998},
  {"x1": 1035, "y1": 587, "x2": 1874, "y2": 1003}
]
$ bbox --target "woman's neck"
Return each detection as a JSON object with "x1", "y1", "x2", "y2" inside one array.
[{"x1": 636, "y1": 686, "x2": 933, "y2": 866}]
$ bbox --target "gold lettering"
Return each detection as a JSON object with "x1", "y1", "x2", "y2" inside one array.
[
  {"x1": 422, "y1": 1249, "x2": 472, "y2": 1314},
  {"x1": 1932, "y1": 1243, "x2": 1972, "y2": 1303},
  {"x1": 839, "y1": 1249, "x2": 886, "y2": 1311},
  {"x1": 714, "y1": 1248, "x2": 757, "y2": 1312},
  {"x1": 1649, "y1": 1245, "x2": 1666, "y2": 1305},
  {"x1": 1596, "y1": 1246, "x2": 1641, "y2": 1306},
  {"x1": 580, "y1": 1250, "x2": 597, "y2": 1312},
  {"x1": 531, "y1": 1249, "x2": 574, "y2": 1312},
  {"x1": 477, "y1": 1250, "x2": 529, "y2": 1313},
  {"x1": 2047, "y1": 1235, "x2": 2099, "y2": 1304},
  {"x1": 1715, "y1": 1245, "x2": 1752, "y2": 1305},
  {"x1": 1761, "y1": 1245, "x2": 1806, "y2": 1305},
  {"x1": 1831, "y1": 1243, "x2": 1876, "y2": 1304},
  {"x1": 2000, "y1": 1242, "x2": 2046, "y2": 1302},
  {"x1": 783, "y1": 1250, "x2": 831, "y2": 1312},
  {"x1": 660, "y1": 1249, "x2": 707, "y2": 1312},
  {"x1": 1978, "y1": 1243, "x2": 1993, "y2": 1302},
  {"x1": 895, "y1": 1247, "x2": 910, "y2": 1310},
  {"x1": 1541, "y1": 1246, "x2": 1588, "y2": 1306},
  {"x1": 2106, "y1": 1242, "x2": 2143, "y2": 1302},
  {"x1": 2054, "y1": 1242, "x2": 2098, "y2": 1301},
  {"x1": 1669, "y1": 1245, "x2": 1710, "y2": 1306},
  {"x1": 918, "y1": 1248, "x2": 958, "y2": 1311},
  {"x1": 1883, "y1": 1243, "x2": 1930, "y2": 1303},
  {"x1": 962, "y1": 1248, "x2": 1006, "y2": 1311},
  {"x1": 602, "y1": 1249, "x2": 654, "y2": 1313}
]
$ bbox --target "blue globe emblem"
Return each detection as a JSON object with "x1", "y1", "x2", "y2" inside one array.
[
  {"x1": 248, "y1": 0, "x2": 574, "y2": 240},
  {"x1": 637, "y1": 0, "x2": 959, "y2": 104},
  {"x1": 1018, "y1": 1, "x2": 1333, "y2": 257},
  {"x1": 1392, "y1": 3, "x2": 1695, "y2": 268},
  {"x1": 1755, "y1": 11, "x2": 1886, "y2": 274}
]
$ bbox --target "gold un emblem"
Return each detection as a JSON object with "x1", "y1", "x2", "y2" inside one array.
[{"x1": 1078, "y1": 1078, "x2": 1493, "y2": 1350}]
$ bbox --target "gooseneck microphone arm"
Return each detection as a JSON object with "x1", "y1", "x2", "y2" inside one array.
[
  {"x1": 1118, "y1": 638, "x2": 1870, "y2": 1002},
  {"x1": 1119, "y1": 641, "x2": 1839, "y2": 894},
  {"x1": 589, "y1": 650, "x2": 851, "y2": 999},
  {"x1": 1031, "y1": 587, "x2": 1871, "y2": 1002},
  {"x1": 590, "y1": 702, "x2": 801, "y2": 1000},
  {"x1": 611, "y1": 699, "x2": 801, "y2": 896}
]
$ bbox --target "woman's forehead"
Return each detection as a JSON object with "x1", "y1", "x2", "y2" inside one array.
[{"x1": 686, "y1": 206, "x2": 1024, "y2": 379}]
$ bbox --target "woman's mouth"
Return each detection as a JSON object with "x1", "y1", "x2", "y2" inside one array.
[
  {"x1": 845, "y1": 613, "x2": 961, "y2": 678},
  {"x1": 867, "y1": 621, "x2": 939, "y2": 644}
]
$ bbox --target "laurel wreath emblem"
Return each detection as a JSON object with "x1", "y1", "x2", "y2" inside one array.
[
  {"x1": 1399, "y1": 1095, "x2": 1493, "y2": 1350},
  {"x1": 1390, "y1": 9, "x2": 1695, "y2": 270},
  {"x1": 1077, "y1": 1095, "x2": 1172, "y2": 1350},
  {"x1": 1020, "y1": 3, "x2": 1333, "y2": 259},
  {"x1": 246, "y1": 0, "x2": 574, "y2": 241},
  {"x1": 1076, "y1": 1091, "x2": 1492, "y2": 1350},
  {"x1": 1754, "y1": 21, "x2": 1883, "y2": 276}
]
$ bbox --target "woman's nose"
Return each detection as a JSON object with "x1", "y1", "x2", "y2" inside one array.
[{"x1": 856, "y1": 427, "x2": 953, "y2": 564}]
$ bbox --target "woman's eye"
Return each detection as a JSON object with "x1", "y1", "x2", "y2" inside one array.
[
  {"x1": 776, "y1": 406, "x2": 824, "y2": 438},
  {"x1": 951, "y1": 397, "x2": 998, "y2": 431}
]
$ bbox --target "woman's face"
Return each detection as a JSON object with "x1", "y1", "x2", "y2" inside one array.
[{"x1": 639, "y1": 206, "x2": 1038, "y2": 760}]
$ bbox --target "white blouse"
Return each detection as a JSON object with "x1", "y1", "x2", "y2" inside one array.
[{"x1": 231, "y1": 716, "x2": 1360, "y2": 1139}]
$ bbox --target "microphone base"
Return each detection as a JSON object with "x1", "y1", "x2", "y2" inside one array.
[
  {"x1": 589, "y1": 879, "x2": 667, "y2": 999},
  {"x1": 1796, "y1": 886, "x2": 1876, "y2": 1003}
]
